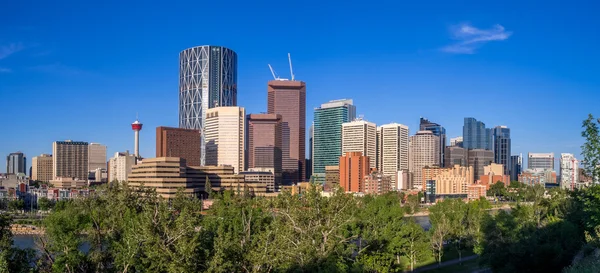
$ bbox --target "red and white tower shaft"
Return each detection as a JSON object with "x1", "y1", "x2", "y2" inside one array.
[{"x1": 132, "y1": 119, "x2": 143, "y2": 158}]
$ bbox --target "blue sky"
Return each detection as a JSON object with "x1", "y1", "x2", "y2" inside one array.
[{"x1": 1, "y1": 0, "x2": 599, "y2": 171}]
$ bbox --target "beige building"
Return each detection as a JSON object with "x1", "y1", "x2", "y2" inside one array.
[
  {"x1": 108, "y1": 151, "x2": 136, "y2": 182},
  {"x1": 324, "y1": 165, "x2": 340, "y2": 191},
  {"x1": 50, "y1": 177, "x2": 87, "y2": 189},
  {"x1": 342, "y1": 119, "x2": 377, "y2": 168},
  {"x1": 432, "y1": 165, "x2": 474, "y2": 195},
  {"x1": 52, "y1": 140, "x2": 89, "y2": 180},
  {"x1": 205, "y1": 106, "x2": 245, "y2": 174},
  {"x1": 422, "y1": 167, "x2": 447, "y2": 186},
  {"x1": 409, "y1": 131, "x2": 439, "y2": 190},
  {"x1": 32, "y1": 154, "x2": 53, "y2": 182},
  {"x1": 377, "y1": 123, "x2": 409, "y2": 187},
  {"x1": 364, "y1": 172, "x2": 393, "y2": 195},
  {"x1": 88, "y1": 143, "x2": 107, "y2": 171},
  {"x1": 241, "y1": 168, "x2": 277, "y2": 193}
]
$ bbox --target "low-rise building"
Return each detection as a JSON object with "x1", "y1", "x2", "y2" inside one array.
[
  {"x1": 364, "y1": 172, "x2": 393, "y2": 195},
  {"x1": 50, "y1": 177, "x2": 87, "y2": 189},
  {"x1": 468, "y1": 184, "x2": 487, "y2": 200},
  {"x1": 519, "y1": 169, "x2": 557, "y2": 186},
  {"x1": 324, "y1": 165, "x2": 340, "y2": 191}
]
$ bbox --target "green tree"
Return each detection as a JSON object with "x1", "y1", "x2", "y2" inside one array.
[
  {"x1": 205, "y1": 175, "x2": 213, "y2": 198},
  {"x1": 582, "y1": 114, "x2": 600, "y2": 183},
  {"x1": 38, "y1": 197, "x2": 54, "y2": 211},
  {"x1": 487, "y1": 181, "x2": 507, "y2": 200},
  {"x1": 0, "y1": 214, "x2": 35, "y2": 273},
  {"x1": 395, "y1": 221, "x2": 430, "y2": 271},
  {"x1": 7, "y1": 199, "x2": 24, "y2": 211}
]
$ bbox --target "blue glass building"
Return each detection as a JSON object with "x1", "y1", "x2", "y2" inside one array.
[{"x1": 463, "y1": 117, "x2": 492, "y2": 150}]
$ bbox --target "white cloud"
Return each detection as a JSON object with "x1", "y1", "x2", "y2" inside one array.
[
  {"x1": 441, "y1": 23, "x2": 512, "y2": 54},
  {"x1": 0, "y1": 67, "x2": 11, "y2": 73},
  {"x1": 0, "y1": 43, "x2": 24, "y2": 59}
]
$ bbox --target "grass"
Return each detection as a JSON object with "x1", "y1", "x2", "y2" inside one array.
[
  {"x1": 414, "y1": 247, "x2": 476, "y2": 268},
  {"x1": 423, "y1": 258, "x2": 486, "y2": 273}
]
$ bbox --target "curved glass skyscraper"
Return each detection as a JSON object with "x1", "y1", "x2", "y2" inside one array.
[{"x1": 179, "y1": 45, "x2": 238, "y2": 165}]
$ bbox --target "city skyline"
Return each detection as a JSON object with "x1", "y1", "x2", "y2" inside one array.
[{"x1": 2, "y1": 2, "x2": 598, "y2": 171}]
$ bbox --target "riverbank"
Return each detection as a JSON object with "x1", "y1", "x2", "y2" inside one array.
[{"x1": 10, "y1": 224, "x2": 44, "y2": 235}]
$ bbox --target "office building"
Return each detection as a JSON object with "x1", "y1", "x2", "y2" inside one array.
[
  {"x1": 88, "y1": 143, "x2": 107, "y2": 171},
  {"x1": 468, "y1": 149, "x2": 494, "y2": 180},
  {"x1": 450, "y1": 136, "x2": 463, "y2": 147},
  {"x1": 492, "y1": 126, "x2": 511, "y2": 175},
  {"x1": 378, "y1": 123, "x2": 409, "y2": 187},
  {"x1": 431, "y1": 165, "x2": 474, "y2": 195},
  {"x1": 510, "y1": 154, "x2": 523, "y2": 182},
  {"x1": 560, "y1": 153, "x2": 579, "y2": 190},
  {"x1": 267, "y1": 80, "x2": 306, "y2": 184},
  {"x1": 128, "y1": 157, "x2": 203, "y2": 199},
  {"x1": 307, "y1": 124, "x2": 313, "y2": 181},
  {"x1": 339, "y1": 152, "x2": 370, "y2": 193},
  {"x1": 463, "y1": 117, "x2": 492, "y2": 150},
  {"x1": 108, "y1": 151, "x2": 137, "y2": 183},
  {"x1": 6, "y1": 152, "x2": 26, "y2": 174},
  {"x1": 204, "y1": 106, "x2": 245, "y2": 174},
  {"x1": 53, "y1": 140, "x2": 89, "y2": 180},
  {"x1": 156, "y1": 126, "x2": 201, "y2": 167},
  {"x1": 241, "y1": 169, "x2": 276, "y2": 193},
  {"x1": 528, "y1": 153, "x2": 554, "y2": 170},
  {"x1": 246, "y1": 113, "x2": 282, "y2": 184},
  {"x1": 324, "y1": 165, "x2": 340, "y2": 191},
  {"x1": 519, "y1": 169, "x2": 557, "y2": 186},
  {"x1": 409, "y1": 131, "x2": 439, "y2": 189},
  {"x1": 50, "y1": 177, "x2": 87, "y2": 189},
  {"x1": 313, "y1": 99, "x2": 356, "y2": 182},
  {"x1": 31, "y1": 154, "x2": 53, "y2": 182},
  {"x1": 444, "y1": 146, "x2": 468, "y2": 168},
  {"x1": 342, "y1": 119, "x2": 377, "y2": 168},
  {"x1": 179, "y1": 45, "x2": 238, "y2": 165},
  {"x1": 396, "y1": 170, "x2": 411, "y2": 190},
  {"x1": 420, "y1": 118, "x2": 446, "y2": 166},
  {"x1": 364, "y1": 171, "x2": 393, "y2": 195}
]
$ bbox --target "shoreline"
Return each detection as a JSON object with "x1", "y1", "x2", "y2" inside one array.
[{"x1": 10, "y1": 224, "x2": 45, "y2": 235}]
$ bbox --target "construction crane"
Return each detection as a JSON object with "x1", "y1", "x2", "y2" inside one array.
[
  {"x1": 288, "y1": 53, "x2": 295, "y2": 81},
  {"x1": 268, "y1": 64, "x2": 288, "y2": 81},
  {"x1": 268, "y1": 53, "x2": 297, "y2": 81}
]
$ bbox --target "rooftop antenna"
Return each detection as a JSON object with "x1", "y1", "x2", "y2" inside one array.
[{"x1": 288, "y1": 53, "x2": 295, "y2": 81}]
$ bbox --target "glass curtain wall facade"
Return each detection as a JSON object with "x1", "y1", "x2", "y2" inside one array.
[
  {"x1": 179, "y1": 45, "x2": 238, "y2": 165},
  {"x1": 493, "y1": 126, "x2": 511, "y2": 175},
  {"x1": 463, "y1": 117, "x2": 492, "y2": 150}
]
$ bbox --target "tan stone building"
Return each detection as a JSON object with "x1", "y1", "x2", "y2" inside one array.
[
  {"x1": 50, "y1": 177, "x2": 87, "y2": 189},
  {"x1": 32, "y1": 154, "x2": 53, "y2": 182},
  {"x1": 53, "y1": 140, "x2": 89, "y2": 181},
  {"x1": 342, "y1": 119, "x2": 377, "y2": 168},
  {"x1": 409, "y1": 131, "x2": 440, "y2": 190},
  {"x1": 432, "y1": 165, "x2": 474, "y2": 195},
  {"x1": 204, "y1": 106, "x2": 245, "y2": 174},
  {"x1": 377, "y1": 123, "x2": 409, "y2": 187}
]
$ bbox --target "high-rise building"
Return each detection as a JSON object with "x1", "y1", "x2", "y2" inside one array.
[
  {"x1": 378, "y1": 123, "x2": 409, "y2": 186},
  {"x1": 88, "y1": 143, "x2": 107, "y2": 171},
  {"x1": 409, "y1": 131, "x2": 440, "y2": 190},
  {"x1": 450, "y1": 136, "x2": 463, "y2": 147},
  {"x1": 560, "y1": 153, "x2": 579, "y2": 190},
  {"x1": 156, "y1": 127, "x2": 202, "y2": 166},
  {"x1": 52, "y1": 140, "x2": 89, "y2": 180},
  {"x1": 313, "y1": 99, "x2": 356, "y2": 183},
  {"x1": 444, "y1": 146, "x2": 468, "y2": 167},
  {"x1": 31, "y1": 154, "x2": 53, "y2": 182},
  {"x1": 246, "y1": 113, "x2": 282, "y2": 185},
  {"x1": 468, "y1": 149, "x2": 494, "y2": 180},
  {"x1": 6, "y1": 152, "x2": 26, "y2": 174},
  {"x1": 108, "y1": 151, "x2": 137, "y2": 183},
  {"x1": 179, "y1": 45, "x2": 238, "y2": 165},
  {"x1": 339, "y1": 152, "x2": 370, "y2": 193},
  {"x1": 267, "y1": 80, "x2": 306, "y2": 184},
  {"x1": 420, "y1": 118, "x2": 446, "y2": 166},
  {"x1": 205, "y1": 106, "x2": 245, "y2": 174},
  {"x1": 510, "y1": 154, "x2": 523, "y2": 182},
  {"x1": 308, "y1": 124, "x2": 314, "y2": 180},
  {"x1": 342, "y1": 119, "x2": 377, "y2": 168},
  {"x1": 463, "y1": 117, "x2": 492, "y2": 150},
  {"x1": 528, "y1": 153, "x2": 554, "y2": 170},
  {"x1": 493, "y1": 126, "x2": 511, "y2": 175}
]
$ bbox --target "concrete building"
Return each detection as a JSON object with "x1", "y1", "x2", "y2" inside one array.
[
  {"x1": 179, "y1": 45, "x2": 237, "y2": 165},
  {"x1": 396, "y1": 170, "x2": 411, "y2": 191},
  {"x1": 377, "y1": 123, "x2": 409, "y2": 187},
  {"x1": 431, "y1": 165, "x2": 474, "y2": 195},
  {"x1": 88, "y1": 168, "x2": 107, "y2": 184},
  {"x1": 468, "y1": 149, "x2": 494, "y2": 181},
  {"x1": 313, "y1": 99, "x2": 356, "y2": 183},
  {"x1": 267, "y1": 80, "x2": 306, "y2": 184},
  {"x1": 444, "y1": 146, "x2": 468, "y2": 168},
  {"x1": 560, "y1": 153, "x2": 579, "y2": 190},
  {"x1": 325, "y1": 165, "x2": 340, "y2": 191},
  {"x1": 420, "y1": 118, "x2": 446, "y2": 166},
  {"x1": 339, "y1": 152, "x2": 370, "y2": 193},
  {"x1": 6, "y1": 152, "x2": 26, "y2": 174},
  {"x1": 519, "y1": 169, "x2": 557, "y2": 186},
  {"x1": 528, "y1": 153, "x2": 555, "y2": 170},
  {"x1": 510, "y1": 154, "x2": 523, "y2": 182},
  {"x1": 409, "y1": 131, "x2": 439, "y2": 190},
  {"x1": 50, "y1": 177, "x2": 87, "y2": 189},
  {"x1": 53, "y1": 140, "x2": 89, "y2": 180},
  {"x1": 88, "y1": 143, "x2": 107, "y2": 171},
  {"x1": 463, "y1": 117, "x2": 492, "y2": 150},
  {"x1": 204, "y1": 106, "x2": 245, "y2": 174},
  {"x1": 156, "y1": 126, "x2": 201, "y2": 167},
  {"x1": 108, "y1": 151, "x2": 136, "y2": 182},
  {"x1": 422, "y1": 167, "x2": 447, "y2": 187},
  {"x1": 342, "y1": 119, "x2": 377, "y2": 169},
  {"x1": 450, "y1": 136, "x2": 463, "y2": 147},
  {"x1": 246, "y1": 113, "x2": 282, "y2": 185},
  {"x1": 480, "y1": 163, "x2": 510, "y2": 189},
  {"x1": 127, "y1": 157, "x2": 203, "y2": 199},
  {"x1": 240, "y1": 169, "x2": 276, "y2": 193},
  {"x1": 364, "y1": 172, "x2": 393, "y2": 195},
  {"x1": 492, "y1": 126, "x2": 511, "y2": 175},
  {"x1": 32, "y1": 154, "x2": 53, "y2": 182}
]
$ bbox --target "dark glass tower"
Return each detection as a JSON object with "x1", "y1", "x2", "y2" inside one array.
[
  {"x1": 493, "y1": 126, "x2": 511, "y2": 175},
  {"x1": 463, "y1": 117, "x2": 492, "y2": 150}
]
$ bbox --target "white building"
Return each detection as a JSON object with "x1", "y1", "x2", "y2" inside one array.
[
  {"x1": 528, "y1": 152, "x2": 555, "y2": 170},
  {"x1": 88, "y1": 143, "x2": 107, "y2": 171},
  {"x1": 108, "y1": 151, "x2": 136, "y2": 182},
  {"x1": 204, "y1": 106, "x2": 246, "y2": 174},
  {"x1": 560, "y1": 153, "x2": 579, "y2": 190},
  {"x1": 342, "y1": 119, "x2": 377, "y2": 168},
  {"x1": 377, "y1": 123, "x2": 409, "y2": 187},
  {"x1": 409, "y1": 131, "x2": 440, "y2": 190}
]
